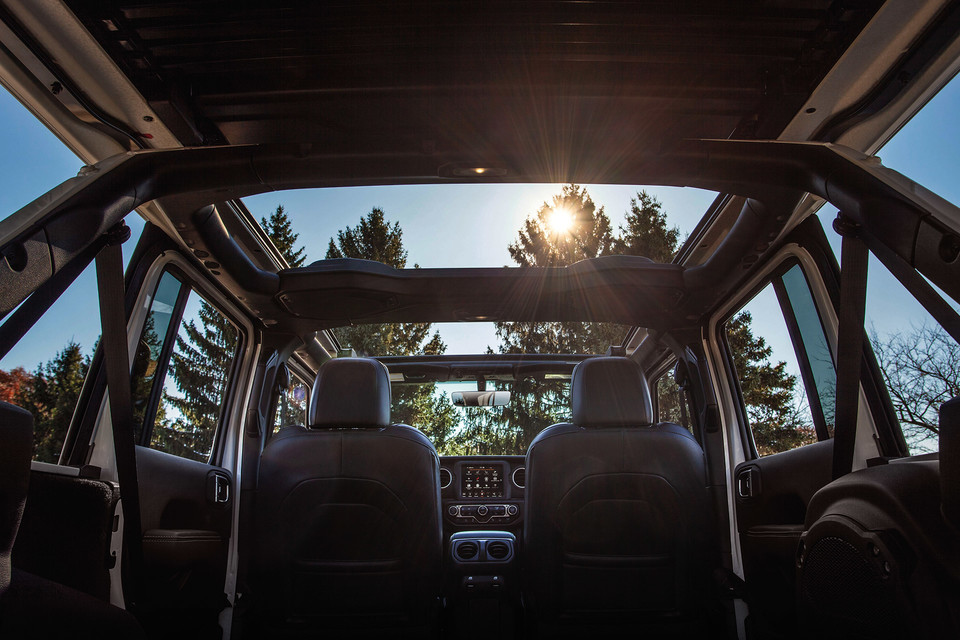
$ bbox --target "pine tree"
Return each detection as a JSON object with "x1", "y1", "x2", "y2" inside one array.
[
  {"x1": 487, "y1": 186, "x2": 623, "y2": 452},
  {"x1": 325, "y1": 208, "x2": 458, "y2": 447},
  {"x1": 727, "y1": 311, "x2": 815, "y2": 454},
  {"x1": 155, "y1": 204, "x2": 304, "y2": 459},
  {"x1": 12, "y1": 341, "x2": 90, "y2": 462},
  {"x1": 507, "y1": 184, "x2": 613, "y2": 267},
  {"x1": 611, "y1": 190, "x2": 681, "y2": 262},
  {"x1": 262, "y1": 204, "x2": 307, "y2": 267},
  {"x1": 491, "y1": 186, "x2": 806, "y2": 455},
  {"x1": 159, "y1": 303, "x2": 239, "y2": 461},
  {"x1": 498, "y1": 185, "x2": 625, "y2": 356}
]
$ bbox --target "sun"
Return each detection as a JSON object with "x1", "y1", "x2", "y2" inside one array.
[{"x1": 547, "y1": 206, "x2": 575, "y2": 235}]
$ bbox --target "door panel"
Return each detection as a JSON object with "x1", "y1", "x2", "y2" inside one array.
[
  {"x1": 735, "y1": 437, "x2": 833, "y2": 636},
  {"x1": 137, "y1": 446, "x2": 232, "y2": 538},
  {"x1": 136, "y1": 446, "x2": 231, "y2": 629}
]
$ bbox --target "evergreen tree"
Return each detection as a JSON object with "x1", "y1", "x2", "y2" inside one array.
[
  {"x1": 326, "y1": 207, "x2": 410, "y2": 267},
  {"x1": 507, "y1": 184, "x2": 613, "y2": 267},
  {"x1": 275, "y1": 379, "x2": 308, "y2": 430},
  {"x1": 155, "y1": 203, "x2": 304, "y2": 459},
  {"x1": 727, "y1": 311, "x2": 815, "y2": 454},
  {"x1": 159, "y1": 303, "x2": 239, "y2": 461},
  {"x1": 12, "y1": 341, "x2": 90, "y2": 462},
  {"x1": 490, "y1": 186, "x2": 806, "y2": 455},
  {"x1": 611, "y1": 190, "x2": 681, "y2": 262},
  {"x1": 487, "y1": 185, "x2": 625, "y2": 452},
  {"x1": 262, "y1": 204, "x2": 307, "y2": 267},
  {"x1": 497, "y1": 185, "x2": 625, "y2": 356},
  {"x1": 325, "y1": 208, "x2": 458, "y2": 446}
]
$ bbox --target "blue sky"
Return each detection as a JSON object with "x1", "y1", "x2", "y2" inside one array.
[{"x1": 1, "y1": 76, "x2": 959, "y2": 371}]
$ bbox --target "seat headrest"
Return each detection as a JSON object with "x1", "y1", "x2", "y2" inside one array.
[
  {"x1": 308, "y1": 358, "x2": 392, "y2": 428},
  {"x1": 571, "y1": 357, "x2": 654, "y2": 428},
  {"x1": 1, "y1": 402, "x2": 33, "y2": 595}
]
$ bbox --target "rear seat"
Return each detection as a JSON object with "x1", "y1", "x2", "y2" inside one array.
[{"x1": 0, "y1": 401, "x2": 146, "y2": 639}]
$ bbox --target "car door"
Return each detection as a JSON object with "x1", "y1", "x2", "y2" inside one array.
[
  {"x1": 710, "y1": 219, "x2": 899, "y2": 638},
  {"x1": 76, "y1": 224, "x2": 256, "y2": 637}
]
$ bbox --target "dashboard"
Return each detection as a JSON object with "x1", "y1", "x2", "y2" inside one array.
[{"x1": 440, "y1": 456, "x2": 525, "y2": 529}]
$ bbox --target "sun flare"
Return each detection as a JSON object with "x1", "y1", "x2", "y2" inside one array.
[{"x1": 547, "y1": 206, "x2": 575, "y2": 235}]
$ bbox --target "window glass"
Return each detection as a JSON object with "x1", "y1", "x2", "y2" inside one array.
[
  {"x1": 130, "y1": 271, "x2": 241, "y2": 462},
  {"x1": 725, "y1": 280, "x2": 818, "y2": 456},
  {"x1": 273, "y1": 374, "x2": 309, "y2": 432},
  {"x1": 656, "y1": 367, "x2": 693, "y2": 431},
  {"x1": 399, "y1": 379, "x2": 571, "y2": 456},
  {"x1": 779, "y1": 264, "x2": 837, "y2": 437},
  {"x1": 131, "y1": 271, "x2": 183, "y2": 442},
  {"x1": 863, "y1": 257, "x2": 959, "y2": 455},
  {"x1": 0, "y1": 262, "x2": 101, "y2": 462}
]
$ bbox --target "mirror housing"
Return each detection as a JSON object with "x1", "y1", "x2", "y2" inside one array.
[{"x1": 451, "y1": 391, "x2": 511, "y2": 407}]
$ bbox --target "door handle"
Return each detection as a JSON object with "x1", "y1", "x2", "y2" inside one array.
[
  {"x1": 207, "y1": 471, "x2": 230, "y2": 504},
  {"x1": 737, "y1": 466, "x2": 760, "y2": 500}
]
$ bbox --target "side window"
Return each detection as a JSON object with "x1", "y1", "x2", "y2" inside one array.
[
  {"x1": 724, "y1": 262, "x2": 836, "y2": 457},
  {"x1": 272, "y1": 372, "x2": 309, "y2": 433},
  {"x1": 0, "y1": 222, "x2": 145, "y2": 464},
  {"x1": 131, "y1": 270, "x2": 241, "y2": 462},
  {"x1": 863, "y1": 260, "x2": 958, "y2": 455},
  {"x1": 0, "y1": 262, "x2": 101, "y2": 463},
  {"x1": 655, "y1": 366, "x2": 693, "y2": 431}
]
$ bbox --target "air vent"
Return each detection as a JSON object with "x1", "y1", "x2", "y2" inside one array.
[
  {"x1": 439, "y1": 467, "x2": 452, "y2": 489},
  {"x1": 487, "y1": 540, "x2": 510, "y2": 560},
  {"x1": 512, "y1": 467, "x2": 526, "y2": 489},
  {"x1": 455, "y1": 541, "x2": 479, "y2": 561}
]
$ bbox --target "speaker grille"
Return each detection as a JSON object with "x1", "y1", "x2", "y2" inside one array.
[{"x1": 801, "y1": 536, "x2": 897, "y2": 632}]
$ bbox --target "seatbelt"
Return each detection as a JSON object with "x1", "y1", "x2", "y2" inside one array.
[
  {"x1": 94, "y1": 222, "x2": 145, "y2": 608},
  {"x1": 831, "y1": 214, "x2": 869, "y2": 480}
]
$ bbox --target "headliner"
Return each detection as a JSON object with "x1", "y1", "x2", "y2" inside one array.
[{"x1": 62, "y1": 0, "x2": 883, "y2": 177}]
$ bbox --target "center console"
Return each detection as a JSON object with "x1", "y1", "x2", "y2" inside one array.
[
  {"x1": 446, "y1": 531, "x2": 519, "y2": 639},
  {"x1": 440, "y1": 457, "x2": 525, "y2": 637},
  {"x1": 441, "y1": 458, "x2": 524, "y2": 530}
]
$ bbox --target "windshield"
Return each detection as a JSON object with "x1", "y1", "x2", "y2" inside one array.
[
  {"x1": 392, "y1": 379, "x2": 570, "y2": 456},
  {"x1": 333, "y1": 321, "x2": 633, "y2": 358}
]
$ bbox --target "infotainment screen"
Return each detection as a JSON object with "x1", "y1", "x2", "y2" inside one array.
[{"x1": 461, "y1": 465, "x2": 504, "y2": 498}]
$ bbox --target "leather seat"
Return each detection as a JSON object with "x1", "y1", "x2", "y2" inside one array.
[
  {"x1": 0, "y1": 401, "x2": 145, "y2": 639},
  {"x1": 523, "y1": 357, "x2": 715, "y2": 636},
  {"x1": 253, "y1": 358, "x2": 443, "y2": 635}
]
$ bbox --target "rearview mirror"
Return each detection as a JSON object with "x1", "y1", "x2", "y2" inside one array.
[{"x1": 451, "y1": 391, "x2": 511, "y2": 407}]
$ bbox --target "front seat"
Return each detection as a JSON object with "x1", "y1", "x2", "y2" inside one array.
[
  {"x1": 524, "y1": 357, "x2": 716, "y2": 637},
  {"x1": 253, "y1": 358, "x2": 443, "y2": 636}
]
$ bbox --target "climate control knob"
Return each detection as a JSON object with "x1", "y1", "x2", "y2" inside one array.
[
  {"x1": 476, "y1": 505, "x2": 488, "y2": 516},
  {"x1": 448, "y1": 505, "x2": 459, "y2": 516},
  {"x1": 506, "y1": 504, "x2": 518, "y2": 516}
]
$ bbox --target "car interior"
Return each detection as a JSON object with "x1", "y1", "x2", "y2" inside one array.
[{"x1": 1, "y1": 1, "x2": 960, "y2": 639}]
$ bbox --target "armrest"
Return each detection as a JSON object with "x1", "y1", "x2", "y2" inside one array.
[{"x1": 142, "y1": 529, "x2": 223, "y2": 570}]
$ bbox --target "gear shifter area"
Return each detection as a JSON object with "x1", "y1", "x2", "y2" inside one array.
[{"x1": 446, "y1": 531, "x2": 519, "y2": 638}]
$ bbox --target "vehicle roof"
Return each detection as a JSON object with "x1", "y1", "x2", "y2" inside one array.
[{"x1": 58, "y1": 1, "x2": 883, "y2": 157}]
